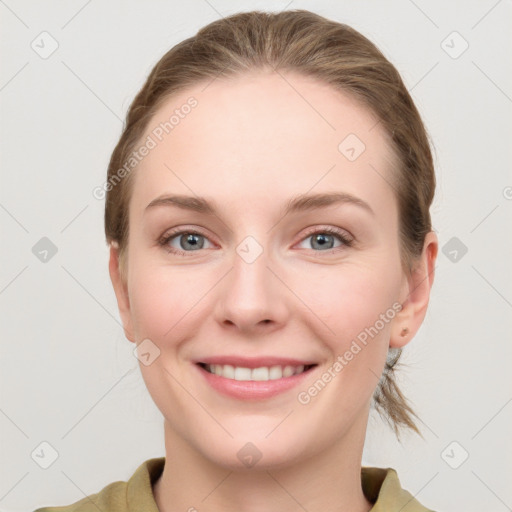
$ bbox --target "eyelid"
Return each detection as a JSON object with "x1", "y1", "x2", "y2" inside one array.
[
  {"x1": 298, "y1": 224, "x2": 353, "y2": 241},
  {"x1": 159, "y1": 225, "x2": 212, "y2": 242}
]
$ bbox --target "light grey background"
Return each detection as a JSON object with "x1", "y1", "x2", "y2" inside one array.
[{"x1": 1, "y1": 1, "x2": 511, "y2": 511}]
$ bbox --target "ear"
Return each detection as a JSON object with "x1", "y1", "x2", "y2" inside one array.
[
  {"x1": 390, "y1": 231, "x2": 438, "y2": 348},
  {"x1": 108, "y1": 242, "x2": 135, "y2": 343}
]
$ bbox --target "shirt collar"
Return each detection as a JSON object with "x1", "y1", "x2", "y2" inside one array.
[{"x1": 126, "y1": 457, "x2": 430, "y2": 511}]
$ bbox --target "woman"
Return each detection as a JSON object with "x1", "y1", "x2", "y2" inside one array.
[{"x1": 36, "y1": 9, "x2": 438, "y2": 512}]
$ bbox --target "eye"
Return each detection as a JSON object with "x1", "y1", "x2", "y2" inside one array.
[
  {"x1": 158, "y1": 226, "x2": 353, "y2": 256},
  {"x1": 159, "y1": 229, "x2": 214, "y2": 255},
  {"x1": 296, "y1": 226, "x2": 353, "y2": 252}
]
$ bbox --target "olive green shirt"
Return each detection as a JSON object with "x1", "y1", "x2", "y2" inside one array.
[{"x1": 34, "y1": 457, "x2": 435, "y2": 511}]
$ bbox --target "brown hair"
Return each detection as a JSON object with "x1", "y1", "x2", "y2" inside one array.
[{"x1": 104, "y1": 9, "x2": 435, "y2": 438}]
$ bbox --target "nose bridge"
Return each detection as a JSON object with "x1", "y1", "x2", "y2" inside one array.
[
  {"x1": 214, "y1": 231, "x2": 288, "y2": 330},
  {"x1": 231, "y1": 233, "x2": 274, "y2": 304}
]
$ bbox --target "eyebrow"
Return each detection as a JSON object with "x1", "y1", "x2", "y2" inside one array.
[{"x1": 144, "y1": 191, "x2": 375, "y2": 217}]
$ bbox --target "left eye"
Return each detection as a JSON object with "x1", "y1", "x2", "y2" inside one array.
[{"x1": 297, "y1": 229, "x2": 351, "y2": 251}]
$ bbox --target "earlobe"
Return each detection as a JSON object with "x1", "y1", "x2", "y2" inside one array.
[
  {"x1": 390, "y1": 231, "x2": 438, "y2": 348},
  {"x1": 108, "y1": 242, "x2": 135, "y2": 343}
]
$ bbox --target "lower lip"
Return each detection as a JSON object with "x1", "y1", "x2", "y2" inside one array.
[{"x1": 195, "y1": 363, "x2": 317, "y2": 400}]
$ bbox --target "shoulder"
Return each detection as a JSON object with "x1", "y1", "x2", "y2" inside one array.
[
  {"x1": 362, "y1": 466, "x2": 437, "y2": 511},
  {"x1": 33, "y1": 480, "x2": 127, "y2": 512},
  {"x1": 33, "y1": 457, "x2": 165, "y2": 512}
]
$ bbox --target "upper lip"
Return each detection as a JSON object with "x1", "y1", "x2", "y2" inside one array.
[{"x1": 196, "y1": 356, "x2": 318, "y2": 369}]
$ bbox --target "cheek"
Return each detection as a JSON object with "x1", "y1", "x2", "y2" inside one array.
[
  {"x1": 296, "y1": 259, "x2": 401, "y2": 393},
  {"x1": 294, "y1": 264, "x2": 401, "y2": 411},
  {"x1": 297, "y1": 259, "x2": 401, "y2": 342},
  {"x1": 127, "y1": 261, "x2": 216, "y2": 342}
]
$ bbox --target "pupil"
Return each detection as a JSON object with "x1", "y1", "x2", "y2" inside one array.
[
  {"x1": 313, "y1": 234, "x2": 333, "y2": 250},
  {"x1": 182, "y1": 233, "x2": 203, "y2": 250}
]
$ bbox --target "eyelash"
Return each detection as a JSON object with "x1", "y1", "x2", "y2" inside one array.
[{"x1": 158, "y1": 226, "x2": 353, "y2": 256}]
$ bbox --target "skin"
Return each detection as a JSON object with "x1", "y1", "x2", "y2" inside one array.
[{"x1": 109, "y1": 69, "x2": 438, "y2": 512}]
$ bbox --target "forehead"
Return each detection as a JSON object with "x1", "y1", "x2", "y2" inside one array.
[{"x1": 131, "y1": 70, "x2": 397, "y2": 218}]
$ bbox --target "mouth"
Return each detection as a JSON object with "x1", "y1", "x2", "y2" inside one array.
[
  {"x1": 197, "y1": 362, "x2": 317, "y2": 381},
  {"x1": 194, "y1": 360, "x2": 319, "y2": 400}
]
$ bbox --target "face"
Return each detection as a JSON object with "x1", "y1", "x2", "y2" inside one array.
[{"x1": 110, "y1": 70, "x2": 426, "y2": 469}]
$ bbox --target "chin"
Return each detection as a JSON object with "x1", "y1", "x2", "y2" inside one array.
[{"x1": 195, "y1": 431, "x2": 310, "y2": 472}]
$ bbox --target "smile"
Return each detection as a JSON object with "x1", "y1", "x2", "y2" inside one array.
[
  {"x1": 199, "y1": 363, "x2": 315, "y2": 381},
  {"x1": 195, "y1": 361, "x2": 318, "y2": 400}
]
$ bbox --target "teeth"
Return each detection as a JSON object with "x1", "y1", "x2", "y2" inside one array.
[
  {"x1": 234, "y1": 367, "x2": 251, "y2": 381},
  {"x1": 205, "y1": 364, "x2": 308, "y2": 381},
  {"x1": 251, "y1": 367, "x2": 269, "y2": 381}
]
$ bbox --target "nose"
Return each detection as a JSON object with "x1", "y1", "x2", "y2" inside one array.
[{"x1": 213, "y1": 241, "x2": 289, "y2": 335}]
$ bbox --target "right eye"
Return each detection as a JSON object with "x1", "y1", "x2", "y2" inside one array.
[{"x1": 159, "y1": 229, "x2": 215, "y2": 255}]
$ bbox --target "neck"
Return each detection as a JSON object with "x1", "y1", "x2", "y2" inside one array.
[{"x1": 153, "y1": 417, "x2": 373, "y2": 512}]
